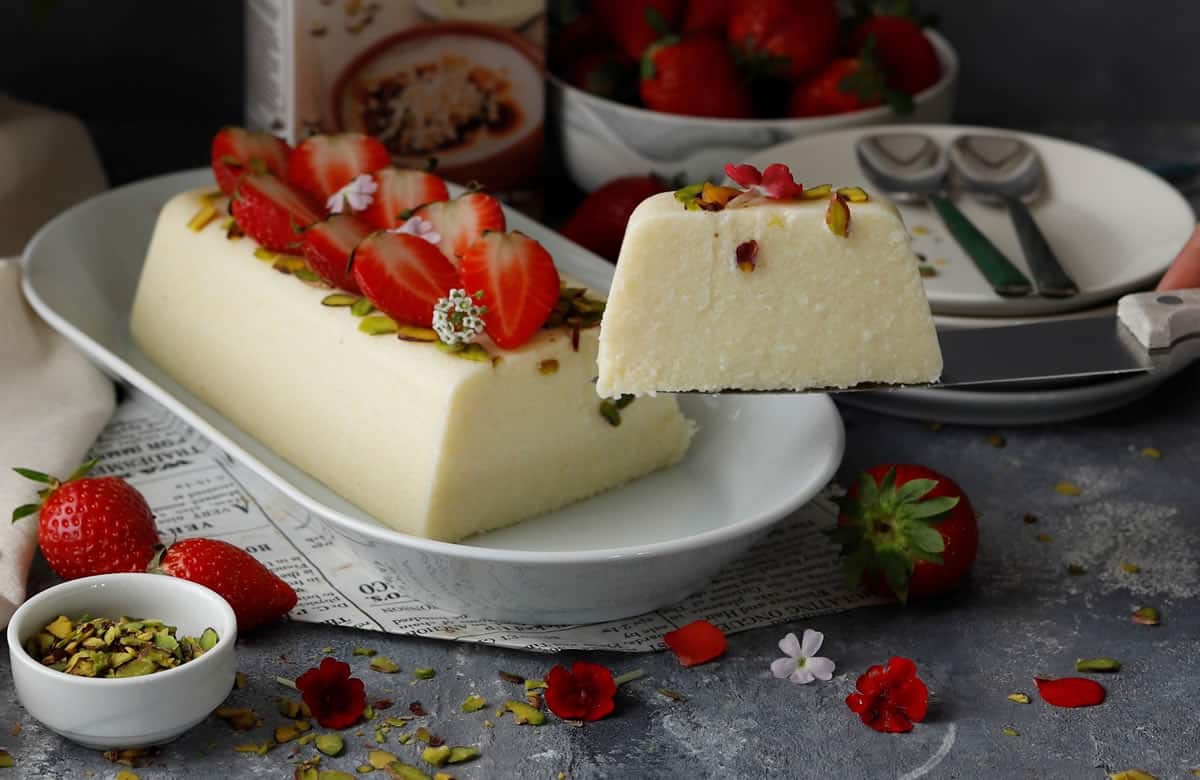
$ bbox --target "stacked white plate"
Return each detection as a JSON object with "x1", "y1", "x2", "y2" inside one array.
[{"x1": 742, "y1": 125, "x2": 1196, "y2": 425}]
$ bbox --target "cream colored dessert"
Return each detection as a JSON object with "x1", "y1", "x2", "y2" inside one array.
[
  {"x1": 596, "y1": 190, "x2": 942, "y2": 396},
  {"x1": 130, "y1": 189, "x2": 693, "y2": 542}
]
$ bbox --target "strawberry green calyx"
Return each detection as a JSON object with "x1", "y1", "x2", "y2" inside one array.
[
  {"x1": 10, "y1": 458, "x2": 100, "y2": 522},
  {"x1": 830, "y1": 468, "x2": 959, "y2": 603}
]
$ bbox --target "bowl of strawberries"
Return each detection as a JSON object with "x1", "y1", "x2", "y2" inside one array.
[{"x1": 548, "y1": 0, "x2": 958, "y2": 192}]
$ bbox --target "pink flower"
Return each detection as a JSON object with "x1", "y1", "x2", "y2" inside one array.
[{"x1": 723, "y1": 163, "x2": 804, "y2": 199}]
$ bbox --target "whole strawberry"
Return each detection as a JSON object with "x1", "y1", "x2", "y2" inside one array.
[
  {"x1": 832, "y1": 464, "x2": 978, "y2": 603},
  {"x1": 641, "y1": 35, "x2": 753, "y2": 118},
  {"x1": 847, "y1": 15, "x2": 941, "y2": 96},
  {"x1": 788, "y1": 57, "x2": 884, "y2": 117},
  {"x1": 12, "y1": 461, "x2": 160, "y2": 581},
  {"x1": 156, "y1": 538, "x2": 297, "y2": 632},
  {"x1": 560, "y1": 175, "x2": 667, "y2": 263},
  {"x1": 593, "y1": 0, "x2": 684, "y2": 60},
  {"x1": 728, "y1": 0, "x2": 839, "y2": 80}
]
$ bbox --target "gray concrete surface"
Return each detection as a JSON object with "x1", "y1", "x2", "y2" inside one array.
[{"x1": 3, "y1": 365, "x2": 1199, "y2": 779}]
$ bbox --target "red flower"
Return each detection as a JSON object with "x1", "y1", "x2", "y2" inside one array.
[
  {"x1": 1034, "y1": 677, "x2": 1106, "y2": 708},
  {"x1": 845, "y1": 656, "x2": 929, "y2": 733},
  {"x1": 723, "y1": 162, "x2": 804, "y2": 199},
  {"x1": 663, "y1": 620, "x2": 727, "y2": 667},
  {"x1": 295, "y1": 657, "x2": 367, "y2": 729},
  {"x1": 544, "y1": 661, "x2": 617, "y2": 721}
]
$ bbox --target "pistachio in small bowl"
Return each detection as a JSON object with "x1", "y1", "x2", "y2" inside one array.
[{"x1": 24, "y1": 614, "x2": 219, "y2": 679}]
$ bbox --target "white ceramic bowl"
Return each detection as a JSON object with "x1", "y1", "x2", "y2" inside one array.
[
  {"x1": 550, "y1": 30, "x2": 958, "y2": 192},
  {"x1": 7, "y1": 573, "x2": 238, "y2": 750}
]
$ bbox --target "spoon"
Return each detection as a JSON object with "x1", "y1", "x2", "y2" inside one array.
[
  {"x1": 949, "y1": 134, "x2": 1078, "y2": 298},
  {"x1": 856, "y1": 133, "x2": 1033, "y2": 297}
]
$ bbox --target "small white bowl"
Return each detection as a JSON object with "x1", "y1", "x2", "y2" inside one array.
[
  {"x1": 550, "y1": 30, "x2": 959, "y2": 192},
  {"x1": 7, "y1": 573, "x2": 238, "y2": 750}
]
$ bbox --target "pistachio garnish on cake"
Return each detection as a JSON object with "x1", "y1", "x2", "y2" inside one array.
[
  {"x1": 130, "y1": 128, "x2": 694, "y2": 542},
  {"x1": 595, "y1": 162, "x2": 942, "y2": 396}
]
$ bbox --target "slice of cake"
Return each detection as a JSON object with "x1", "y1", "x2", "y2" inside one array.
[
  {"x1": 596, "y1": 163, "x2": 942, "y2": 396},
  {"x1": 130, "y1": 129, "x2": 693, "y2": 542}
]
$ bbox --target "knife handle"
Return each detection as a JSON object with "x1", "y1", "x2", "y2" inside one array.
[
  {"x1": 1117, "y1": 289, "x2": 1200, "y2": 349},
  {"x1": 927, "y1": 194, "x2": 1033, "y2": 297}
]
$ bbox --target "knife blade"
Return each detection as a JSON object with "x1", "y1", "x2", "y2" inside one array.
[{"x1": 684, "y1": 289, "x2": 1200, "y2": 394}]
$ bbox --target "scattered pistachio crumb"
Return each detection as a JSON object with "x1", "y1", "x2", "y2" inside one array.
[
  {"x1": 1076, "y1": 657, "x2": 1121, "y2": 673},
  {"x1": 461, "y1": 695, "x2": 486, "y2": 713},
  {"x1": 116, "y1": 772, "x2": 140, "y2": 780},
  {"x1": 504, "y1": 700, "x2": 546, "y2": 725},
  {"x1": 370, "y1": 656, "x2": 401, "y2": 673},
  {"x1": 1110, "y1": 772, "x2": 1158, "y2": 780},
  {"x1": 1132, "y1": 606, "x2": 1160, "y2": 626},
  {"x1": 423, "y1": 745, "x2": 452, "y2": 767},
  {"x1": 613, "y1": 669, "x2": 645, "y2": 686},
  {"x1": 1002, "y1": 727, "x2": 1019, "y2": 737},
  {"x1": 357, "y1": 766, "x2": 375, "y2": 774},
  {"x1": 524, "y1": 679, "x2": 547, "y2": 692},
  {"x1": 1054, "y1": 481, "x2": 1081, "y2": 496},
  {"x1": 1006, "y1": 693, "x2": 1030, "y2": 704},
  {"x1": 657, "y1": 688, "x2": 687, "y2": 702},
  {"x1": 1141, "y1": 447, "x2": 1162, "y2": 459},
  {"x1": 369, "y1": 750, "x2": 398, "y2": 769},
  {"x1": 414, "y1": 667, "x2": 435, "y2": 680},
  {"x1": 1036, "y1": 533, "x2": 1054, "y2": 543},
  {"x1": 322, "y1": 647, "x2": 334, "y2": 654},
  {"x1": 298, "y1": 732, "x2": 317, "y2": 746},
  {"x1": 1121, "y1": 562, "x2": 1141, "y2": 574},
  {"x1": 316, "y1": 733, "x2": 345, "y2": 756},
  {"x1": 0, "y1": 750, "x2": 13, "y2": 768},
  {"x1": 434, "y1": 774, "x2": 454, "y2": 780},
  {"x1": 234, "y1": 671, "x2": 247, "y2": 689},
  {"x1": 482, "y1": 720, "x2": 493, "y2": 729},
  {"x1": 398, "y1": 731, "x2": 413, "y2": 745},
  {"x1": 558, "y1": 773, "x2": 566, "y2": 780},
  {"x1": 987, "y1": 433, "x2": 1006, "y2": 448},
  {"x1": 498, "y1": 671, "x2": 524, "y2": 684},
  {"x1": 232, "y1": 741, "x2": 273, "y2": 755},
  {"x1": 353, "y1": 647, "x2": 377, "y2": 657}
]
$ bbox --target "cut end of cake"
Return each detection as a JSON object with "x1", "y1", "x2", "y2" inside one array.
[{"x1": 596, "y1": 187, "x2": 943, "y2": 397}]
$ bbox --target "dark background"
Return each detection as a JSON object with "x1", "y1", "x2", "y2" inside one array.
[{"x1": 3, "y1": 1, "x2": 1198, "y2": 194}]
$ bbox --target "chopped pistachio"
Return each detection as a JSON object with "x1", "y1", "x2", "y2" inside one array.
[
  {"x1": 385, "y1": 716, "x2": 412, "y2": 727},
  {"x1": 253, "y1": 247, "x2": 279, "y2": 262},
  {"x1": 298, "y1": 732, "x2": 318, "y2": 746},
  {"x1": 482, "y1": 720, "x2": 493, "y2": 728},
  {"x1": 1002, "y1": 727, "x2": 1020, "y2": 737},
  {"x1": 322, "y1": 293, "x2": 360, "y2": 307},
  {"x1": 352, "y1": 647, "x2": 377, "y2": 656},
  {"x1": 233, "y1": 741, "x2": 273, "y2": 755},
  {"x1": 397, "y1": 731, "x2": 413, "y2": 745},
  {"x1": 422, "y1": 746, "x2": 451, "y2": 767},
  {"x1": 215, "y1": 706, "x2": 259, "y2": 731},
  {"x1": 1076, "y1": 657, "x2": 1121, "y2": 673},
  {"x1": 1007, "y1": 693, "x2": 1031, "y2": 704},
  {"x1": 612, "y1": 669, "x2": 644, "y2": 686},
  {"x1": 278, "y1": 697, "x2": 302, "y2": 718},
  {"x1": 1121, "y1": 562, "x2": 1141, "y2": 574},
  {"x1": 1110, "y1": 772, "x2": 1159, "y2": 780},
  {"x1": 116, "y1": 772, "x2": 140, "y2": 780},
  {"x1": 504, "y1": 700, "x2": 545, "y2": 725},
  {"x1": 370, "y1": 656, "x2": 400, "y2": 673},
  {"x1": 369, "y1": 751, "x2": 399, "y2": 769},
  {"x1": 657, "y1": 688, "x2": 687, "y2": 702},
  {"x1": 357, "y1": 767, "x2": 376, "y2": 775},
  {"x1": 523, "y1": 679, "x2": 547, "y2": 692},
  {"x1": 434, "y1": 774, "x2": 454, "y2": 780},
  {"x1": 415, "y1": 726, "x2": 432, "y2": 743},
  {"x1": 987, "y1": 433, "x2": 1006, "y2": 448},
  {"x1": 296, "y1": 759, "x2": 321, "y2": 780},
  {"x1": 351, "y1": 297, "x2": 375, "y2": 317},
  {"x1": 359, "y1": 316, "x2": 398, "y2": 335},
  {"x1": 801, "y1": 183, "x2": 833, "y2": 199},
  {"x1": 272, "y1": 255, "x2": 308, "y2": 275},
  {"x1": 525, "y1": 692, "x2": 542, "y2": 709},
  {"x1": 447, "y1": 747, "x2": 479, "y2": 765},
  {"x1": 538, "y1": 359, "x2": 559, "y2": 376},
  {"x1": 1141, "y1": 446, "x2": 1162, "y2": 459},
  {"x1": 322, "y1": 647, "x2": 334, "y2": 653},
  {"x1": 316, "y1": 733, "x2": 345, "y2": 756},
  {"x1": 363, "y1": 704, "x2": 376, "y2": 720},
  {"x1": 276, "y1": 675, "x2": 299, "y2": 690},
  {"x1": 1036, "y1": 533, "x2": 1054, "y2": 543},
  {"x1": 274, "y1": 724, "x2": 302, "y2": 743},
  {"x1": 498, "y1": 671, "x2": 524, "y2": 684},
  {"x1": 235, "y1": 671, "x2": 247, "y2": 689},
  {"x1": 396, "y1": 326, "x2": 438, "y2": 342},
  {"x1": 461, "y1": 695, "x2": 486, "y2": 713},
  {"x1": 825, "y1": 193, "x2": 851, "y2": 237},
  {"x1": 385, "y1": 762, "x2": 432, "y2": 780},
  {"x1": 1132, "y1": 606, "x2": 1160, "y2": 626},
  {"x1": 1054, "y1": 481, "x2": 1081, "y2": 496},
  {"x1": 413, "y1": 667, "x2": 435, "y2": 680},
  {"x1": 375, "y1": 727, "x2": 388, "y2": 744},
  {"x1": 0, "y1": 750, "x2": 13, "y2": 768},
  {"x1": 836, "y1": 186, "x2": 870, "y2": 203},
  {"x1": 187, "y1": 202, "x2": 218, "y2": 232}
]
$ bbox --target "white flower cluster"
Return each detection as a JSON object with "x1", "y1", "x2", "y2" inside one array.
[
  {"x1": 325, "y1": 174, "x2": 378, "y2": 214},
  {"x1": 432, "y1": 288, "x2": 486, "y2": 346}
]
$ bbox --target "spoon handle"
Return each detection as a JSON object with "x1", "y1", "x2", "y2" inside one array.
[
  {"x1": 927, "y1": 194, "x2": 1033, "y2": 297},
  {"x1": 1004, "y1": 195, "x2": 1079, "y2": 298}
]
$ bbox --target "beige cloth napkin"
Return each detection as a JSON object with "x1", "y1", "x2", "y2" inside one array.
[{"x1": 0, "y1": 259, "x2": 115, "y2": 627}]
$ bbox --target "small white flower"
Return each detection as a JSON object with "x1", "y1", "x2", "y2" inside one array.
[
  {"x1": 389, "y1": 215, "x2": 442, "y2": 246},
  {"x1": 770, "y1": 629, "x2": 835, "y2": 684},
  {"x1": 325, "y1": 173, "x2": 378, "y2": 214},
  {"x1": 433, "y1": 288, "x2": 486, "y2": 346}
]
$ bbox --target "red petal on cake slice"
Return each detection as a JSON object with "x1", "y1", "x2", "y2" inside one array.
[
  {"x1": 232, "y1": 173, "x2": 323, "y2": 253},
  {"x1": 211, "y1": 127, "x2": 292, "y2": 195},
  {"x1": 415, "y1": 192, "x2": 506, "y2": 267},
  {"x1": 360, "y1": 168, "x2": 451, "y2": 229},
  {"x1": 302, "y1": 214, "x2": 374, "y2": 293},
  {"x1": 351, "y1": 231, "x2": 460, "y2": 327},
  {"x1": 287, "y1": 133, "x2": 391, "y2": 202},
  {"x1": 459, "y1": 231, "x2": 560, "y2": 349}
]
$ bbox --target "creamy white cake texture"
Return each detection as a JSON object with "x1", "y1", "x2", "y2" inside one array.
[
  {"x1": 596, "y1": 189, "x2": 943, "y2": 396},
  {"x1": 130, "y1": 189, "x2": 694, "y2": 542}
]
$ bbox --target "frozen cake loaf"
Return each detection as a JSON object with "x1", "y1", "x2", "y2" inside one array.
[
  {"x1": 596, "y1": 163, "x2": 942, "y2": 396},
  {"x1": 130, "y1": 129, "x2": 693, "y2": 542}
]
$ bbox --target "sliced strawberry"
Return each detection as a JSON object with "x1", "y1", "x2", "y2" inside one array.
[
  {"x1": 211, "y1": 127, "x2": 291, "y2": 195},
  {"x1": 459, "y1": 231, "x2": 560, "y2": 349},
  {"x1": 351, "y1": 231, "x2": 459, "y2": 327},
  {"x1": 414, "y1": 192, "x2": 506, "y2": 266},
  {"x1": 302, "y1": 214, "x2": 373, "y2": 293},
  {"x1": 287, "y1": 133, "x2": 391, "y2": 203},
  {"x1": 360, "y1": 167, "x2": 450, "y2": 229},
  {"x1": 232, "y1": 173, "x2": 323, "y2": 252}
]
